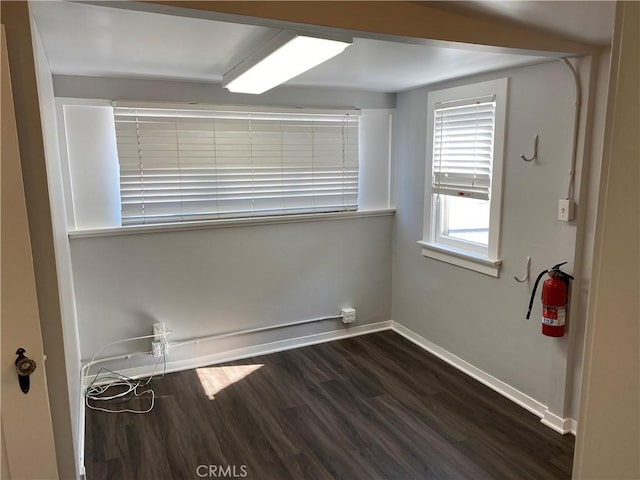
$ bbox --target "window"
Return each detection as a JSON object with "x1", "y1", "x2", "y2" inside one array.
[
  {"x1": 113, "y1": 105, "x2": 359, "y2": 226},
  {"x1": 420, "y1": 78, "x2": 508, "y2": 277}
]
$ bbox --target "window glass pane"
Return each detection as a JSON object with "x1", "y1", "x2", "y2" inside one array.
[{"x1": 443, "y1": 195, "x2": 490, "y2": 246}]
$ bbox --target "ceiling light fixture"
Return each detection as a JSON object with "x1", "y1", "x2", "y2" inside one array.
[{"x1": 222, "y1": 31, "x2": 352, "y2": 95}]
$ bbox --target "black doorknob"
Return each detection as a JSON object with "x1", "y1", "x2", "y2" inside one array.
[{"x1": 15, "y1": 348, "x2": 37, "y2": 394}]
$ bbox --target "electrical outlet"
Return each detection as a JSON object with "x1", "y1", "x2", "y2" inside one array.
[
  {"x1": 341, "y1": 308, "x2": 356, "y2": 324},
  {"x1": 152, "y1": 341, "x2": 163, "y2": 358},
  {"x1": 151, "y1": 323, "x2": 171, "y2": 357},
  {"x1": 152, "y1": 340, "x2": 170, "y2": 358},
  {"x1": 558, "y1": 199, "x2": 575, "y2": 221}
]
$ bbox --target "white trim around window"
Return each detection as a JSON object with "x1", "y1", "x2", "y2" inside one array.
[
  {"x1": 68, "y1": 208, "x2": 396, "y2": 238},
  {"x1": 420, "y1": 77, "x2": 509, "y2": 277}
]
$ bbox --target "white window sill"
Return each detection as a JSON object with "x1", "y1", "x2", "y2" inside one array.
[
  {"x1": 417, "y1": 241, "x2": 502, "y2": 277},
  {"x1": 68, "y1": 208, "x2": 396, "y2": 239}
]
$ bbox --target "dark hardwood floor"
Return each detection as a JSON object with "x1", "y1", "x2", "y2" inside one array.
[{"x1": 85, "y1": 331, "x2": 574, "y2": 480}]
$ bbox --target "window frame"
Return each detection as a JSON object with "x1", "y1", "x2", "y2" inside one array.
[{"x1": 419, "y1": 77, "x2": 509, "y2": 277}]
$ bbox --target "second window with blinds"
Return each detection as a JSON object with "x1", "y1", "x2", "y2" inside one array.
[
  {"x1": 114, "y1": 105, "x2": 359, "y2": 226},
  {"x1": 420, "y1": 78, "x2": 509, "y2": 277}
]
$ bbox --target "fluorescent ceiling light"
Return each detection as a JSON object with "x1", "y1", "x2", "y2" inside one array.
[{"x1": 223, "y1": 31, "x2": 352, "y2": 95}]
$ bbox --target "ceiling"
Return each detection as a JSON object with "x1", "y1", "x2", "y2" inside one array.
[{"x1": 30, "y1": 1, "x2": 614, "y2": 94}]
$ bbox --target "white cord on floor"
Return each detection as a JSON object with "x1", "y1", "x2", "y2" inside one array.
[{"x1": 85, "y1": 338, "x2": 166, "y2": 414}]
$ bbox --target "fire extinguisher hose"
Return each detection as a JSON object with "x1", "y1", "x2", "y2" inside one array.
[{"x1": 526, "y1": 269, "x2": 549, "y2": 320}]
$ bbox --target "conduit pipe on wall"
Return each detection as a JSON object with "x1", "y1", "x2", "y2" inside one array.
[
  {"x1": 558, "y1": 58, "x2": 581, "y2": 203},
  {"x1": 81, "y1": 312, "x2": 345, "y2": 381},
  {"x1": 170, "y1": 313, "x2": 344, "y2": 348}
]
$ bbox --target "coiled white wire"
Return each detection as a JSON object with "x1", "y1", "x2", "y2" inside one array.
[{"x1": 84, "y1": 334, "x2": 167, "y2": 414}]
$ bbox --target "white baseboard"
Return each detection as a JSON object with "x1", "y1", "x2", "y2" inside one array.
[
  {"x1": 541, "y1": 410, "x2": 578, "y2": 435},
  {"x1": 101, "y1": 320, "x2": 394, "y2": 382},
  {"x1": 390, "y1": 321, "x2": 577, "y2": 436}
]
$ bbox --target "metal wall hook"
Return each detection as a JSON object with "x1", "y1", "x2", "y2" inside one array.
[
  {"x1": 520, "y1": 135, "x2": 539, "y2": 162},
  {"x1": 514, "y1": 256, "x2": 531, "y2": 283}
]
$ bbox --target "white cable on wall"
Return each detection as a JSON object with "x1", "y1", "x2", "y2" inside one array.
[{"x1": 557, "y1": 58, "x2": 581, "y2": 202}]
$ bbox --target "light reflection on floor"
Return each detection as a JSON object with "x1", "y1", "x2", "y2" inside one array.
[{"x1": 196, "y1": 364, "x2": 263, "y2": 400}]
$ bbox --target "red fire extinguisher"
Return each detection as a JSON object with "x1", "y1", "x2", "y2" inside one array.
[{"x1": 526, "y1": 262, "x2": 574, "y2": 337}]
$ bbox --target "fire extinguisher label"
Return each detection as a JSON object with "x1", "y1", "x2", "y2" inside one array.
[{"x1": 542, "y1": 306, "x2": 566, "y2": 326}]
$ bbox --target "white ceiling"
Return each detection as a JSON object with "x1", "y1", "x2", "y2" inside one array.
[{"x1": 30, "y1": 1, "x2": 613, "y2": 94}]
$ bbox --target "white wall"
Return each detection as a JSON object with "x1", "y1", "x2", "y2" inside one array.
[
  {"x1": 71, "y1": 215, "x2": 393, "y2": 361},
  {"x1": 391, "y1": 59, "x2": 596, "y2": 422},
  {"x1": 30, "y1": 19, "x2": 81, "y2": 479}
]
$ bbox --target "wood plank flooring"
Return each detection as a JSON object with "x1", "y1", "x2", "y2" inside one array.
[{"x1": 85, "y1": 331, "x2": 574, "y2": 479}]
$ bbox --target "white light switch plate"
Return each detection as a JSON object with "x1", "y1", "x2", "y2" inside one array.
[{"x1": 558, "y1": 199, "x2": 575, "y2": 221}]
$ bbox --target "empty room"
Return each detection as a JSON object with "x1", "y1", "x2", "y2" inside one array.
[{"x1": 2, "y1": 1, "x2": 638, "y2": 479}]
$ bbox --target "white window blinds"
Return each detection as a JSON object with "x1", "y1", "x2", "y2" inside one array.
[
  {"x1": 113, "y1": 106, "x2": 359, "y2": 225},
  {"x1": 432, "y1": 96, "x2": 496, "y2": 201}
]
